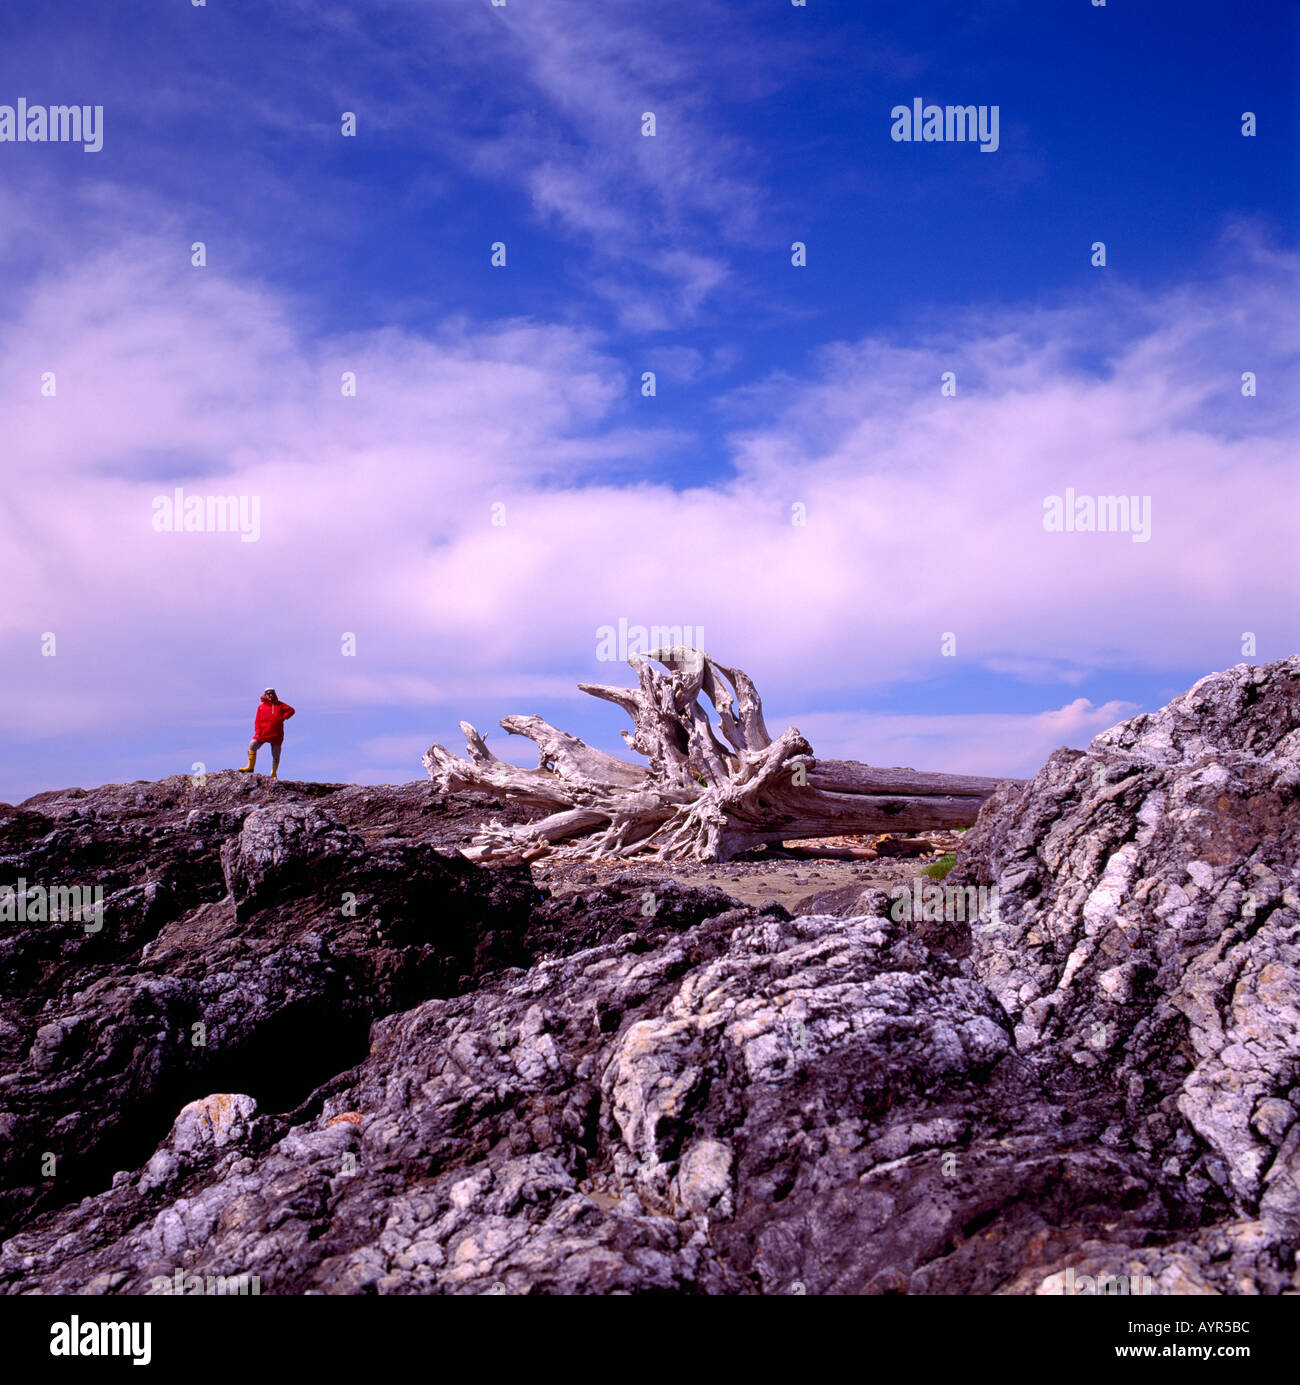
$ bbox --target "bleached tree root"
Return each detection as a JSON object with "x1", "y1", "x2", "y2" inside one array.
[{"x1": 423, "y1": 648, "x2": 1020, "y2": 864}]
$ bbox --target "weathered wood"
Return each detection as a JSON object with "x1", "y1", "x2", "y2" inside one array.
[
  {"x1": 805, "y1": 760, "x2": 1011, "y2": 798},
  {"x1": 423, "y1": 647, "x2": 1022, "y2": 864},
  {"x1": 731, "y1": 790, "x2": 992, "y2": 836}
]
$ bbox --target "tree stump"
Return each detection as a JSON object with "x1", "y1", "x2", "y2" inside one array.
[{"x1": 423, "y1": 648, "x2": 1022, "y2": 864}]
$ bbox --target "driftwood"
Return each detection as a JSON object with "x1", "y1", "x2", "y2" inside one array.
[{"x1": 423, "y1": 648, "x2": 1022, "y2": 864}]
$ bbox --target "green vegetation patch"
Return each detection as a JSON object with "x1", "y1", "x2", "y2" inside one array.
[{"x1": 921, "y1": 853, "x2": 957, "y2": 880}]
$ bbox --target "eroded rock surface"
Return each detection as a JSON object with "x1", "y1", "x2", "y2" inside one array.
[
  {"x1": 0, "y1": 895, "x2": 1197, "y2": 1295},
  {"x1": 950, "y1": 657, "x2": 1300, "y2": 1256},
  {"x1": 0, "y1": 774, "x2": 538, "y2": 1238}
]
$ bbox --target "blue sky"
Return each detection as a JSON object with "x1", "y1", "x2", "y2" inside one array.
[{"x1": 1, "y1": 0, "x2": 1297, "y2": 801}]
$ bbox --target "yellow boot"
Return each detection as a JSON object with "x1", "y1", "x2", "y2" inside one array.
[
  {"x1": 237, "y1": 747, "x2": 257, "y2": 774},
  {"x1": 270, "y1": 767, "x2": 279, "y2": 780}
]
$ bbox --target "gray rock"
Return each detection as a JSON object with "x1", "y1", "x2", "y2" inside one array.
[{"x1": 950, "y1": 656, "x2": 1300, "y2": 1232}]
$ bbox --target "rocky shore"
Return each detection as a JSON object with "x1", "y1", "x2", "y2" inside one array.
[{"x1": 0, "y1": 658, "x2": 1296, "y2": 1294}]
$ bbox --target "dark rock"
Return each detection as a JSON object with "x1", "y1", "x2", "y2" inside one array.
[{"x1": 0, "y1": 774, "x2": 539, "y2": 1240}]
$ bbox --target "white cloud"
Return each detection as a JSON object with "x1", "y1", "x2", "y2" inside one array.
[{"x1": 3, "y1": 231, "x2": 1295, "y2": 788}]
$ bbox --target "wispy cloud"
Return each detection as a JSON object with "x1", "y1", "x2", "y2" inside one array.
[{"x1": 1, "y1": 0, "x2": 803, "y2": 331}]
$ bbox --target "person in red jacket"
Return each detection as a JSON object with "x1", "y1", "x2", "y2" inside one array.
[{"x1": 237, "y1": 688, "x2": 295, "y2": 779}]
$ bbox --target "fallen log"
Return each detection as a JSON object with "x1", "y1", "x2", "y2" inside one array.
[{"x1": 423, "y1": 648, "x2": 1023, "y2": 864}]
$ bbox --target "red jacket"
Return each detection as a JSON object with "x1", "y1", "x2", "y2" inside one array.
[{"x1": 254, "y1": 700, "x2": 295, "y2": 743}]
